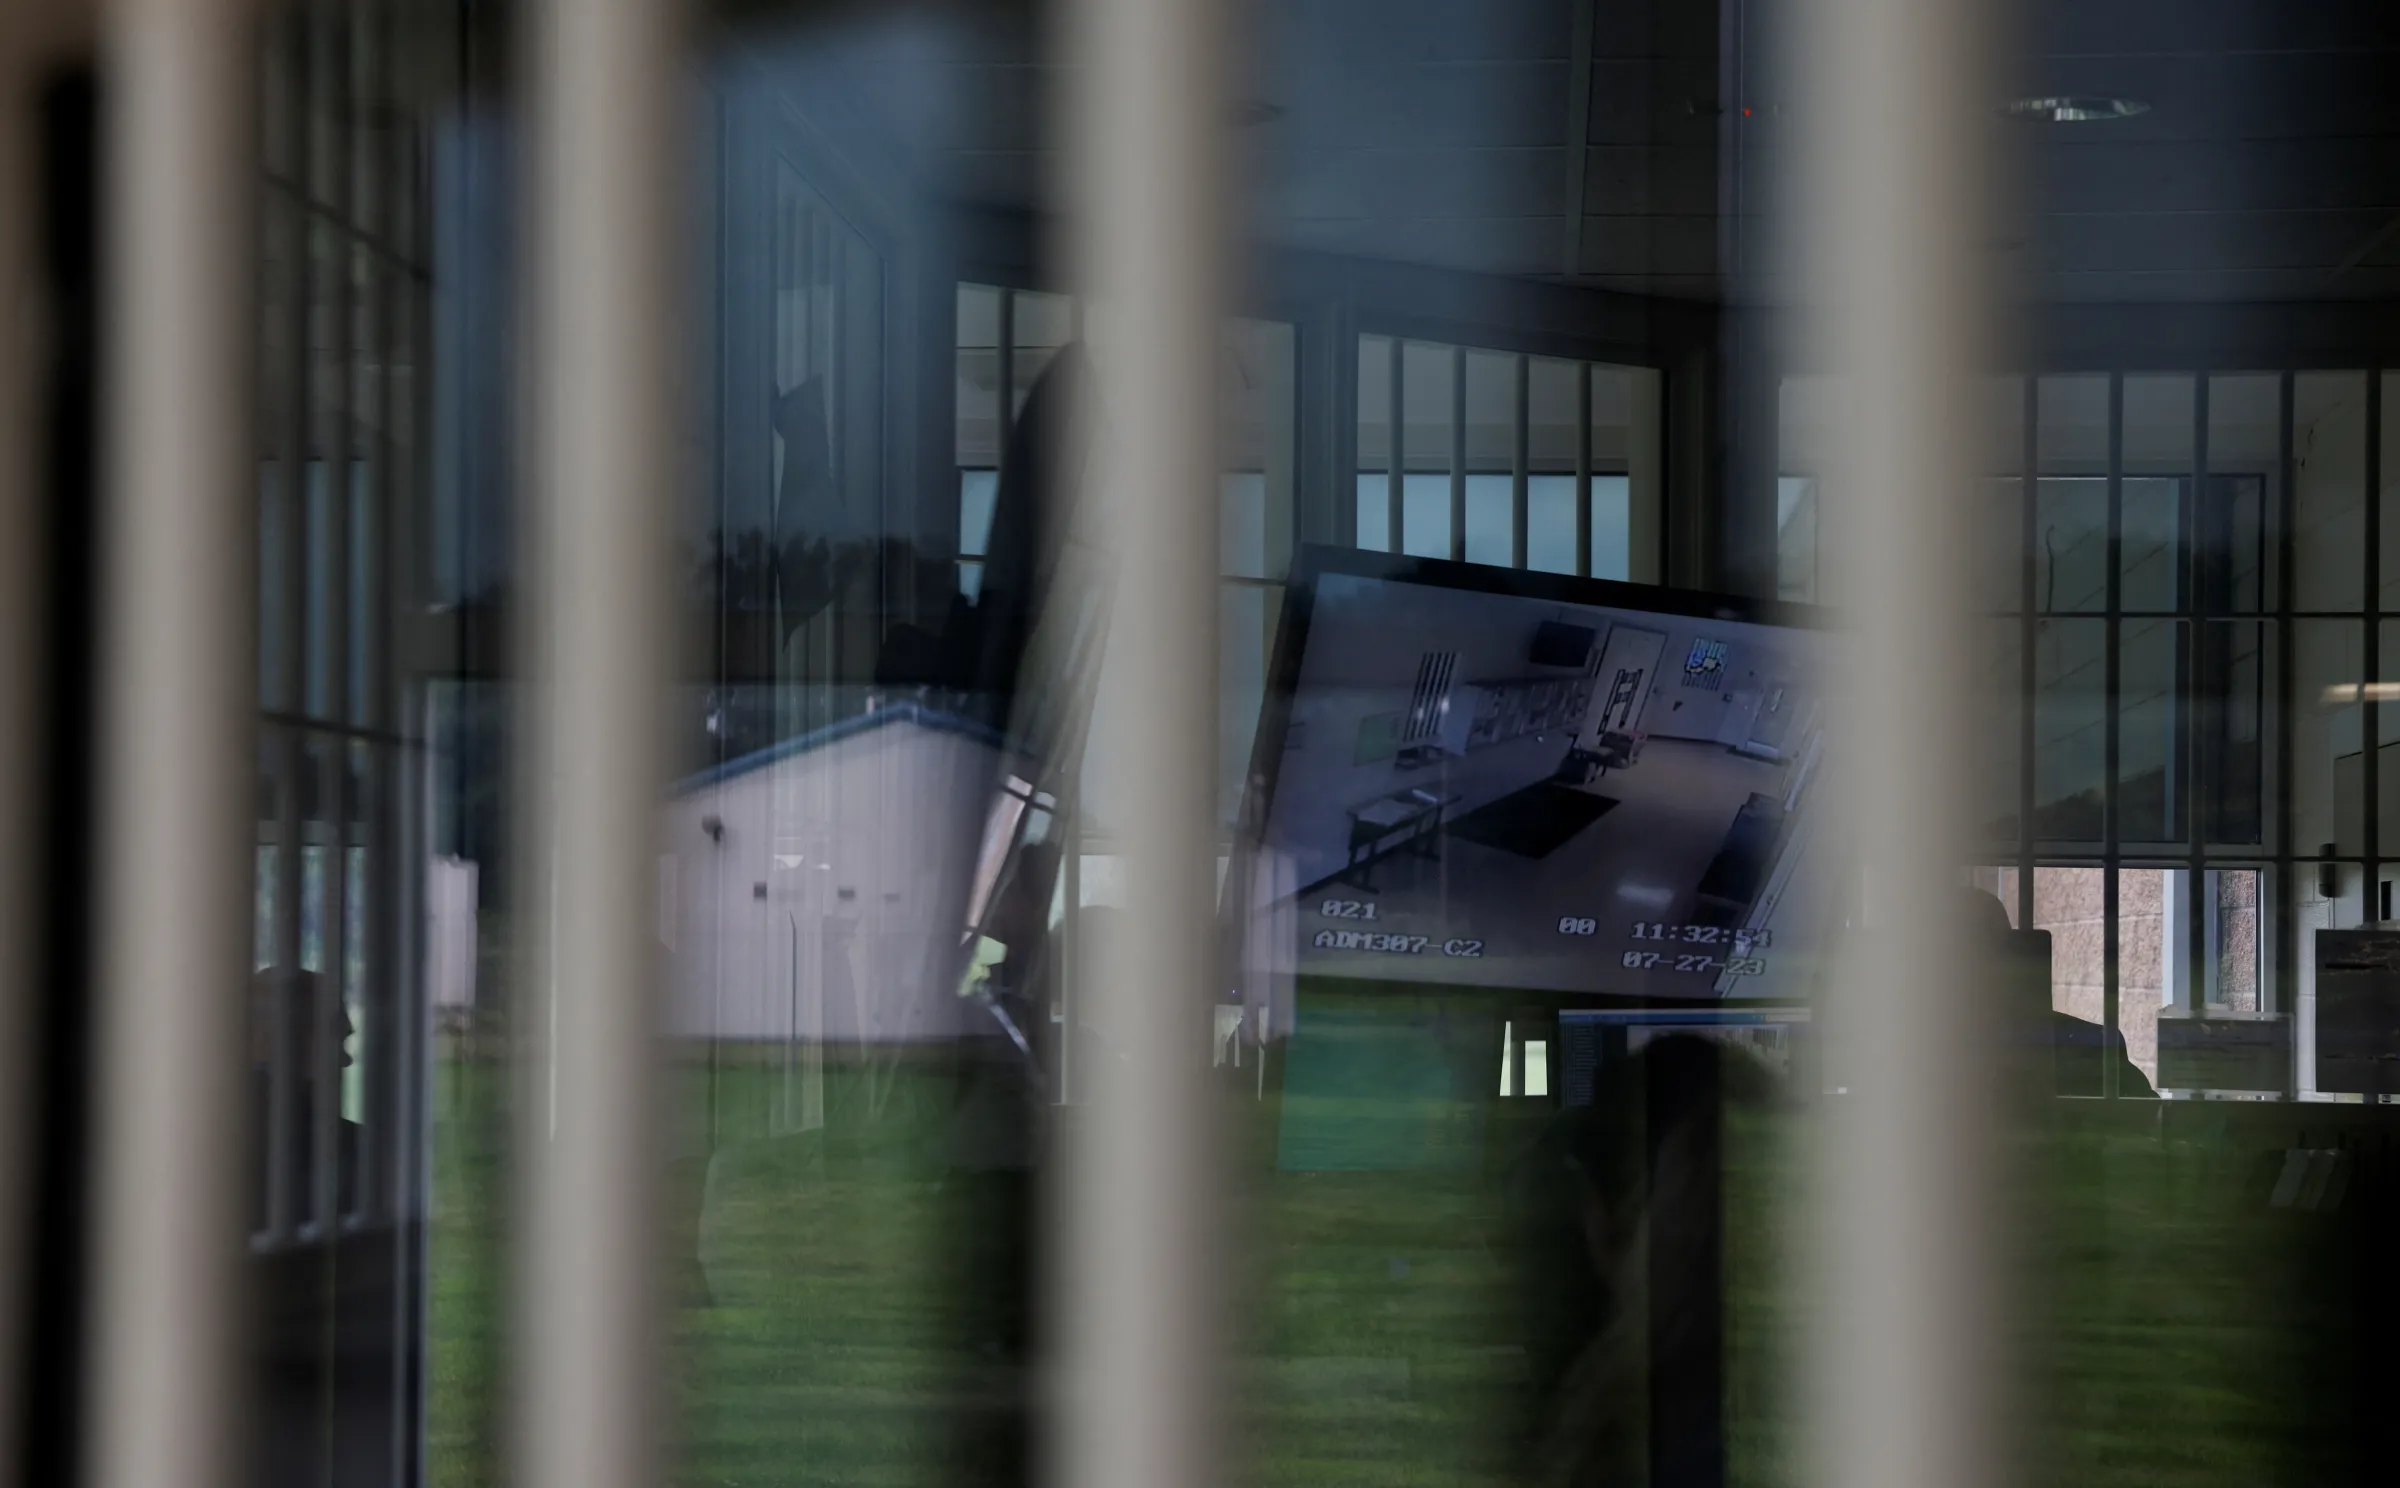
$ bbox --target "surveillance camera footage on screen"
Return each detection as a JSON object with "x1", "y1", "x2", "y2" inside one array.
[{"x1": 1252, "y1": 554, "x2": 1835, "y2": 1001}]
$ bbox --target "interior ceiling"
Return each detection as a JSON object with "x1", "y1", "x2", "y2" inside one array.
[{"x1": 777, "y1": 0, "x2": 2400, "y2": 307}]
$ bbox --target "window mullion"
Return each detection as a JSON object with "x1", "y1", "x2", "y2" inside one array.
[
  {"x1": 1448, "y1": 344, "x2": 1465, "y2": 562},
  {"x1": 1575, "y1": 360, "x2": 1592, "y2": 577},
  {"x1": 1511, "y1": 354, "x2": 1529, "y2": 570},
  {"x1": 2104, "y1": 371, "x2": 2123, "y2": 1097}
]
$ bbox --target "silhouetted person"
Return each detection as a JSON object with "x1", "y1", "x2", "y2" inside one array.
[
  {"x1": 1960, "y1": 886, "x2": 2155, "y2": 1099},
  {"x1": 250, "y1": 968, "x2": 361, "y2": 1231},
  {"x1": 1505, "y1": 1034, "x2": 1781, "y2": 1487},
  {"x1": 250, "y1": 968, "x2": 367, "y2": 1488}
]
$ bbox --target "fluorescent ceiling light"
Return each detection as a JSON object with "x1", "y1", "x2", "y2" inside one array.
[
  {"x1": 2003, "y1": 96, "x2": 2149, "y2": 123},
  {"x1": 2321, "y1": 682, "x2": 2400, "y2": 705}
]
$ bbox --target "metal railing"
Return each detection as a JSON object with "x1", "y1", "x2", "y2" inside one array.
[
  {"x1": 87, "y1": 5, "x2": 257, "y2": 1488},
  {"x1": 34, "y1": 0, "x2": 1995, "y2": 1484},
  {"x1": 0, "y1": 4, "x2": 54, "y2": 1479}
]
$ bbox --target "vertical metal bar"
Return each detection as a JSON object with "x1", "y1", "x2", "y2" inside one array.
[
  {"x1": 1575, "y1": 360, "x2": 1593, "y2": 577},
  {"x1": 389, "y1": 10, "x2": 436, "y2": 1465},
  {"x1": 1512, "y1": 354, "x2": 1530, "y2": 569},
  {"x1": 1800, "y1": 0, "x2": 1994, "y2": 1481},
  {"x1": 359, "y1": 0, "x2": 400, "y2": 1224},
  {"x1": 2188, "y1": 377, "x2": 2210, "y2": 1011},
  {"x1": 2018, "y1": 377, "x2": 2036, "y2": 927},
  {"x1": 996, "y1": 287, "x2": 1015, "y2": 469},
  {"x1": 520, "y1": 0, "x2": 681, "y2": 1483},
  {"x1": 1325, "y1": 304, "x2": 1358, "y2": 549},
  {"x1": 1064, "y1": 0, "x2": 1226, "y2": 1479},
  {"x1": 0, "y1": 17, "x2": 43, "y2": 1480},
  {"x1": 2365, "y1": 371, "x2": 2382, "y2": 916},
  {"x1": 268, "y1": 0, "x2": 314, "y2": 1247},
  {"x1": 1385, "y1": 337, "x2": 1403, "y2": 551},
  {"x1": 2103, "y1": 372, "x2": 2122, "y2": 1096},
  {"x1": 90, "y1": 2, "x2": 256, "y2": 1486},
  {"x1": 314, "y1": 0, "x2": 359, "y2": 1237},
  {"x1": 1448, "y1": 343, "x2": 1466, "y2": 561},
  {"x1": 1061, "y1": 828, "x2": 1082, "y2": 1105},
  {"x1": 1629, "y1": 366, "x2": 1664, "y2": 584},
  {"x1": 2276, "y1": 373, "x2": 2296, "y2": 1020}
]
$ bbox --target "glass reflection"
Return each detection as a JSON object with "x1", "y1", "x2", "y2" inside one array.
[{"x1": 180, "y1": 0, "x2": 2400, "y2": 1484}]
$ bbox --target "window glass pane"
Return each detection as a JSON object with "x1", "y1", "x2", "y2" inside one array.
[
  {"x1": 2036, "y1": 377, "x2": 2109, "y2": 613},
  {"x1": 1590, "y1": 475, "x2": 1630, "y2": 581},
  {"x1": 344, "y1": 841, "x2": 369, "y2": 1127},
  {"x1": 1463, "y1": 474, "x2": 1512, "y2": 567},
  {"x1": 1966, "y1": 865, "x2": 2138, "y2": 1093},
  {"x1": 2208, "y1": 374, "x2": 2279, "y2": 613},
  {"x1": 2208, "y1": 868, "x2": 2263, "y2": 1013},
  {"x1": 957, "y1": 560, "x2": 984, "y2": 601},
  {"x1": 1012, "y1": 290, "x2": 1074, "y2": 418},
  {"x1": 2114, "y1": 866, "x2": 2174, "y2": 1086},
  {"x1": 305, "y1": 461, "x2": 336, "y2": 717},
  {"x1": 2037, "y1": 374, "x2": 2110, "y2": 466},
  {"x1": 2120, "y1": 375, "x2": 2192, "y2": 613},
  {"x1": 2033, "y1": 478, "x2": 2109, "y2": 613},
  {"x1": 1221, "y1": 583, "x2": 1278, "y2": 824},
  {"x1": 2140, "y1": 868, "x2": 2276, "y2": 1094},
  {"x1": 2027, "y1": 865, "x2": 2113, "y2": 1094},
  {"x1": 1527, "y1": 356, "x2": 1577, "y2": 474},
  {"x1": 1355, "y1": 335, "x2": 1392, "y2": 551},
  {"x1": 1401, "y1": 473, "x2": 1450, "y2": 559},
  {"x1": 1527, "y1": 475, "x2": 1576, "y2": 574},
  {"x1": 348, "y1": 460, "x2": 375, "y2": 724},
  {"x1": 1227, "y1": 320, "x2": 1296, "y2": 580},
  {"x1": 260, "y1": 462, "x2": 290, "y2": 710},
  {"x1": 2122, "y1": 373, "x2": 2194, "y2": 454},
  {"x1": 2199, "y1": 477, "x2": 2267, "y2": 616},
  {"x1": 2295, "y1": 371, "x2": 2366, "y2": 612},
  {"x1": 959, "y1": 468, "x2": 998, "y2": 558},
  {"x1": 1780, "y1": 477, "x2": 1821, "y2": 603},
  {"x1": 1400, "y1": 338, "x2": 1451, "y2": 458},
  {"x1": 2118, "y1": 478, "x2": 2183, "y2": 613},
  {"x1": 2295, "y1": 620, "x2": 2367, "y2": 856},
  {"x1": 2384, "y1": 371, "x2": 2400, "y2": 613},
  {"x1": 1778, "y1": 377, "x2": 1844, "y2": 601},
  {"x1": 301, "y1": 844, "x2": 327, "y2": 974},
  {"x1": 1462, "y1": 348, "x2": 1514, "y2": 478},
  {"x1": 256, "y1": 843, "x2": 280, "y2": 972},
  {"x1": 2118, "y1": 619, "x2": 2186, "y2": 844},
  {"x1": 2033, "y1": 619, "x2": 2106, "y2": 841},
  {"x1": 1589, "y1": 365, "x2": 1637, "y2": 469},
  {"x1": 954, "y1": 283, "x2": 1001, "y2": 468},
  {"x1": 1595, "y1": 365, "x2": 1659, "y2": 584},
  {"x1": 1354, "y1": 473, "x2": 1391, "y2": 553},
  {"x1": 2379, "y1": 619, "x2": 2400, "y2": 859},
  {"x1": 2198, "y1": 620, "x2": 2268, "y2": 845}
]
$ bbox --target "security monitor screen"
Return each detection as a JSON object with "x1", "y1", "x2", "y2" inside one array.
[{"x1": 1253, "y1": 559, "x2": 1836, "y2": 1000}]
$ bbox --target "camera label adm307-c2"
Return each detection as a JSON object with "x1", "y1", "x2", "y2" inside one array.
[{"x1": 1310, "y1": 927, "x2": 1484, "y2": 958}]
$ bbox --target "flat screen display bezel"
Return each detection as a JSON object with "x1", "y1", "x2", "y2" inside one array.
[{"x1": 1231, "y1": 545, "x2": 1836, "y2": 1012}]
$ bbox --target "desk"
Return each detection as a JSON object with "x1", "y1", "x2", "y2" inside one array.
[
  {"x1": 1557, "y1": 731, "x2": 1640, "y2": 786},
  {"x1": 1341, "y1": 787, "x2": 1453, "y2": 891}
]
